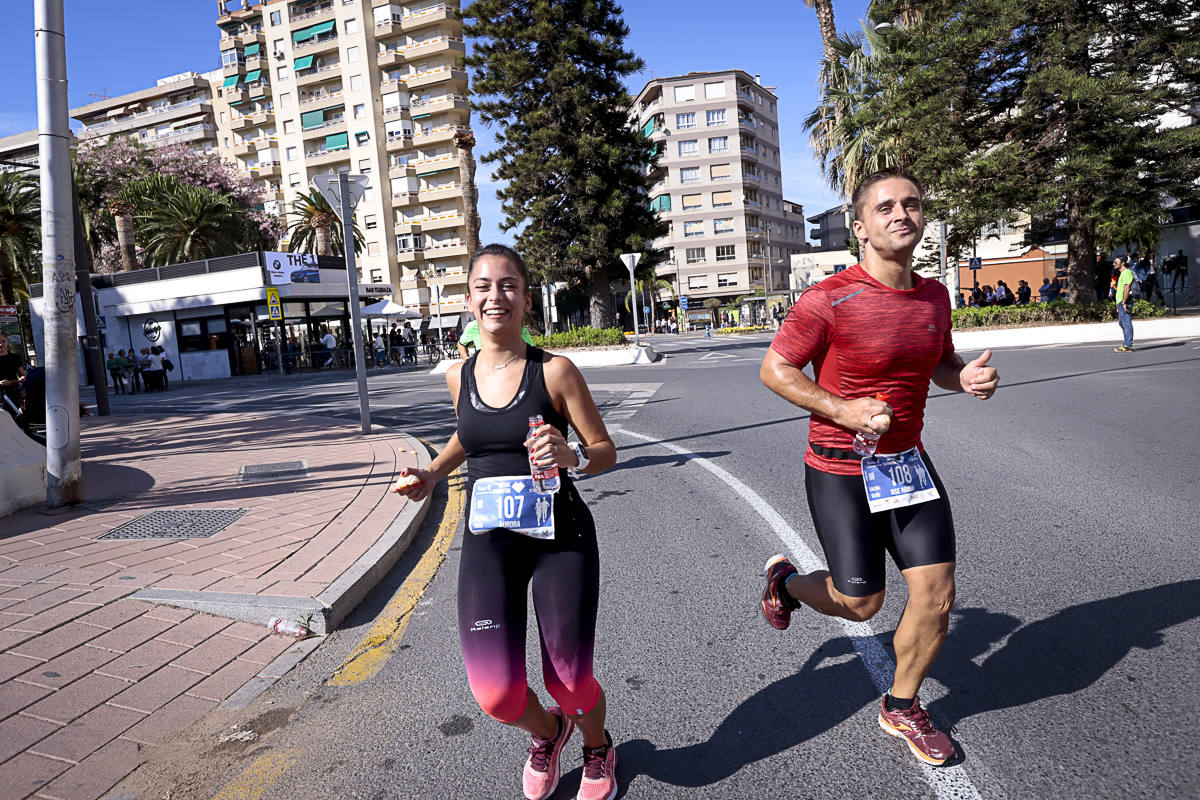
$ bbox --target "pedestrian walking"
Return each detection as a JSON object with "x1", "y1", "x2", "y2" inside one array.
[
  {"x1": 391, "y1": 244, "x2": 620, "y2": 800},
  {"x1": 758, "y1": 168, "x2": 999, "y2": 767},
  {"x1": 321, "y1": 328, "x2": 337, "y2": 368},
  {"x1": 1114, "y1": 256, "x2": 1135, "y2": 352},
  {"x1": 373, "y1": 332, "x2": 387, "y2": 367}
]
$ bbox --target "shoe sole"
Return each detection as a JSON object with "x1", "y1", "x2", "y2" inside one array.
[
  {"x1": 761, "y1": 555, "x2": 794, "y2": 630},
  {"x1": 877, "y1": 714, "x2": 951, "y2": 766}
]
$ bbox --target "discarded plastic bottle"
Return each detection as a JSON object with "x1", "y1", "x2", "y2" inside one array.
[
  {"x1": 268, "y1": 617, "x2": 310, "y2": 639},
  {"x1": 852, "y1": 393, "x2": 892, "y2": 458},
  {"x1": 528, "y1": 415, "x2": 561, "y2": 494}
]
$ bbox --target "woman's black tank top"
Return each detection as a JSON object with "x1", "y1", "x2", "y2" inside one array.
[{"x1": 457, "y1": 345, "x2": 573, "y2": 485}]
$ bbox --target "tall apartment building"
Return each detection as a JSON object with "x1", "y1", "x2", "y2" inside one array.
[
  {"x1": 213, "y1": 0, "x2": 473, "y2": 329},
  {"x1": 72, "y1": 72, "x2": 220, "y2": 154},
  {"x1": 632, "y1": 70, "x2": 807, "y2": 319}
]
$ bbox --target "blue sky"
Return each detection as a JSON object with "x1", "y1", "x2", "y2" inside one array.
[{"x1": 2, "y1": 0, "x2": 872, "y2": 245}]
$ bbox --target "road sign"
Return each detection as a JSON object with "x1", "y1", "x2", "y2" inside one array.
[
  {"x1": 265, "y1": 287, "x2": 282, "y2": 320},
  {"x1": 313, "y1": 172, "x2": 369, "y2": 223},
  {"x1": 619, "y1": 252, "x2": 641, "y2": 271},
  {"x1": 643, "y1": 306, "x2": 650, "y2": 315},
  {"x1": 0, "y1": 305, "x2": 17, "y2": 316},
  {"x1": 680, "y1": 296, "x2": 689, "y2": 310},
  {"x1": 969, "y1": 257, "x2": 983, "y2": 270}
]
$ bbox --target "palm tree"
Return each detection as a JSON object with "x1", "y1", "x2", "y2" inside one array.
[
  {"x1": 137, "y1": 185, "x2": 244, "y2": 267},
  {"x1": 454, "y1": 128, "x2": 481, "y2": 256},
  {"x1": 108, "y1": 199, "x2": 137, "y2": 272},
  {"x1": 803, "y1": 0, "x2": 840, "y2": 67},
  {"x1": 803, "y1": 25, "x2": 905, "y2": 199},
  {"x1": 286, "y1": 188, "x2": 364, "y2": 257},
  {"x1": 0, "y1": 171, "x2": 40, "y2": 305}
]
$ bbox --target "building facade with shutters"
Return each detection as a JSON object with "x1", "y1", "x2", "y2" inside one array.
[
  {"x1": 213, "y1": 0, "x2": 474, "y2": 331},
  {"x1": 71, "y1": 72, "x2": 220, "y2": 155},
  {"x1": 632, "y1": 70, "x2": 808, "y2": 323}
]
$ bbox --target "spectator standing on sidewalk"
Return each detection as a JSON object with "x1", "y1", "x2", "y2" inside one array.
[
  {"x1": 143, "y1": 347, "x2": 165, "y2": 391},
  {"x1": 1166, "y1": 249, "x2": 1188, "y2": 292},
  {"x1": 1016, "y1": 280, "x2": 1031, "y2": 305},
  {"x1": 121, "y1": 349, "x2": 142, "y2": 393},
  {"x1": 1, "y1": 331, "x2": 27, "y2": 411},
  {"x1": 106, "y1": 352, "x2": 126, "y2": 394},
  {"x1": 1114, "y1": 256, "x2": 1135, "y2": 353}
]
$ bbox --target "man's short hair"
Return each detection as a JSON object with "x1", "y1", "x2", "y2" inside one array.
[{"x1": 851, "y1": 167, "x2": 925, "y2": 220}]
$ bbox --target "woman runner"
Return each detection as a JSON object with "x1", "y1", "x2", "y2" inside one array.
[{"x1": 392, "y1": 244, "x2": 619, "y2": 800}]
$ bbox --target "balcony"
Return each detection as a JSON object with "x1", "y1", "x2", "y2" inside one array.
[
  {"x1": 301, "y1": 116, "x2": 346, "y2": 139},
  {"x1": 413, "y1": 123, "x2": 470, "y2": 145},
  {"x1": 376, "y1": 48, "x2": 404, "y2": 70},
  {"x1": 402, "y1": 4, "x2": 451, "y2": 30},
  {"x1": 146, "y1": 124, "x2": 216, "y2": 146},
  {"x1": 375, "y1": 16, "x2": 403, "y2": 37},
  {"x1": 252, "y1": 161, "x2": 281, "y2": 178},
  {"x1": 232, "y1": 139, "x2": 255, "y2": 156},
  {"x1": 305, "y1": 147, "x2": 351, "y2": 167},
  {"x1": 295, "y1": 33, "x2": 339, "y2": 55},
  {"x1": 412, "y1": 153, "x2": 461, "y2": 174},
  {"x1": 404, "y1": 35, "x2": 465, "y2": 62},
  {"x1": 247, "y1": 81, "x2": 271, "y2": 99},
  {"x1": 224, "y1": 87, "x2": 248, "y2": 105},
  {"x1": 230, "y1": 114, "x2": 253, "y2": 131},
  {"x1": 396, "y1": 247, "x2": 425, "y2": 263},
  {"x1": 393, "y1": 217, "x2": 421, "y2": 234},
  {"x1": 289, "y1": 3, "x2": 335, "y2": 26},
  {"x1": 237, "y1": 29, "x2": 265, "y2": 47},
  {"x1": 420, "y1": 212, "x2": 464, "y2": 232},
  {"x1": 383, "y1": 104, "x2": 411, "y2": 122},
  {"x1": 295, "y1": 63, "x2": 341, "y2": 87},
  {"x1": 222, "y1": 62, "x2": 245, "y2": 79},
  {"x1": 405, "y1": 66, "x2": 468, "y2": 91},
  {"x1": 299, "y1": 88, "x2": 343, "y2": 107},
  {"x1": 419, "y1": 184, "x2": 462, "y2": 204},
  {"x1": 252, "y1": 135, "x2": 278, "y2": 150},
  {"x1": 392, "y1": 192, "x2": 419, "y2": 207},
  {"x1": 425, "y1": 266, "x2": 467, "y2": 285},
  {"x1": 385, "y1": 133, "x2": 414, "y2": 152},
  {"x1": 410, "y1": 94, "x2": 469, "y2": 116},
  {"x1": 248, "y1": 109, "x2": 273, "y2": 126},
  {"x1": 423, "y1": 241, "x2": 468, "y2": 258},
  {"x1": 389, "y1": 161, "x2": 415, "y2": 179}
]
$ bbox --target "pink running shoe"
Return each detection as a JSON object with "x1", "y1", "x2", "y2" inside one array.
[
  {"x1": 575, "y1": 731, "x2": 617, "y2": 800},
  {"x1": 878, "y1": 695, "x2": 957, "y2": 765},
  {"x1": 523, "y1": 706, "x2": 575, "y2": 800}
]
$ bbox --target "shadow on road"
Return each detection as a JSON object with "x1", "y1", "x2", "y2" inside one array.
[{"x1": 611, "y1": 579, "x2": 1199, "y2": 789}]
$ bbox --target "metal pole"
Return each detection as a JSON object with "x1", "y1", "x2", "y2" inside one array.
[
  {"x1": 36, "y1": 0, "x2": 81, "y2": 505},
  {"x1": 339, "y1": 172, "x2": 370, "y2": 434},
  {"x1": 627, "y1": 261, "x2": 641, "y2": 347},
  {"x1": 277, "y1": 319, "x2": 285, "y2": 376},
  {"x1": 675, "y1": 260, "x2": 683, "y2": 334},
  {"x1": 72, "y1": 180, "x2": 108, "y2": 416}
]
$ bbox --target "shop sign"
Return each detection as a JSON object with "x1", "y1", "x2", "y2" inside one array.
[{"x1": 263, "y1": 251, "x2": 319, "y2": 285}]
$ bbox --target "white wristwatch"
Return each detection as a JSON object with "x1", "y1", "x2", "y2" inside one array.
[{"x1": 568, "y1": 441, "x2": 590, "y2": 477}]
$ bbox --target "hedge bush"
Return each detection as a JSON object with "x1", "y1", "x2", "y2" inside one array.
[
  {"x1": 714, "y1": 325, "x2": 771, "y2": 335},
  {"x1": 951, "y1": 300, "x2": 1166, "y2": 329},
  {"x1": 531, "y1": 327, "x2": 628, "y2": 348}
]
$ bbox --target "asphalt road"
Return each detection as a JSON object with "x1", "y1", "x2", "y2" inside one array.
[{"x1": 111, "y1": 332, "x2": 1200, "y2": 800}]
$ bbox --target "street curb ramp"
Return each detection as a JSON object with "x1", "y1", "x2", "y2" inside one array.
[{"x1": 129, "y1": 432, "x2": 436, "y2": 635}]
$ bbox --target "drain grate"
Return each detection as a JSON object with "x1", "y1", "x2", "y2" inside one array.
[
  {"x1": 238, "y1": 460, "x2": 310, "y2": 484},
  {"x1": 97, "y1": 509, "x2": 248, "y2": 540}
]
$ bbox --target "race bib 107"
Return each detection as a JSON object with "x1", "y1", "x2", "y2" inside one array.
[{"x1": 468, "y1": 476, "x2": 555, "y2": 539}]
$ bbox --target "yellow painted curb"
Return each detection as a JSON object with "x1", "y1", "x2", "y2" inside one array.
[
  {"x1": 210, "y1": 752, "x2": 297, "y2": 800},
  {"x1": 325, "y1": 470, "x2": 464, "y2": 687}
]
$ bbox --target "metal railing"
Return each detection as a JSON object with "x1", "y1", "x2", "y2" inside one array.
[{"x1": 78, "y1": 97, "x2": 209, "y2": 132}]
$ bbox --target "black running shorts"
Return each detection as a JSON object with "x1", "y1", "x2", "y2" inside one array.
[{"x1": 804, "y1": 453, "x2": 956, "y2": 597}]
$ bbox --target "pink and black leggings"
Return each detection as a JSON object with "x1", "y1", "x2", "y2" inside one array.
[{"x1": 457, "y1": 489, "x2": 602, "y2": 723}]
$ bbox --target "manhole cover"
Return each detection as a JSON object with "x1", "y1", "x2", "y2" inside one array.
[
  {"x1": 97, "y1": 509, "x2": 248, "y2": 540},
  {"x1": 238, "y1": 460, "x2": 309, "y2": 484}
]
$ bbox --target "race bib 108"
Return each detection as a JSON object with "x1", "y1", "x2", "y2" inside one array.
[{"x1": 861, "y1": 448, "x2": 941, "y2": 514}]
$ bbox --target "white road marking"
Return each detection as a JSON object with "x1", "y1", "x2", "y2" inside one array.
[
  {"x1": 614, "y1": 427, "x2": 985, "y2": 800},
  {"x1": 591, "y1": 383, "x2": 662, "y2": 422},
  {"x1": 697, "y1": 351, "x2": 742, "y2": 361}
]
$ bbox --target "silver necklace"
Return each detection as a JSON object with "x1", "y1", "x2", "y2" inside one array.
[{"x1": 493, "y1": 352, "x2": 521, "y2": 371}]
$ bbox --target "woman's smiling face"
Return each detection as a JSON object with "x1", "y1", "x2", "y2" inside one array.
[{"x1": 468, "y1": 254, "x2": 530, "y2": 336}]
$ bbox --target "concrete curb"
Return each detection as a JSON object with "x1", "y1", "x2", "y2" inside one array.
[
  {"x1": 951, "y1": 314, "x2": 1200, "y2": 350},
  {"x1": 129, "y1": 432, "x2": 436, "y2": 636},
  {"x1": 428, "y1": 344, "x2": 660, "y2": 374}
]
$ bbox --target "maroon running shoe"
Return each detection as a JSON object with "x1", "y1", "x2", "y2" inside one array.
[
  {"x1": 877, "y1": 695, "x2": 957, "y2": 765},
  {"x1": 761, "y1": 554, "x2": 801, "y2": 630}
]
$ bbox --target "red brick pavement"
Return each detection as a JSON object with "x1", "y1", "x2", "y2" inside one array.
[{"x1": 0, "y1": 413, "x2": 421, "y2": 800}]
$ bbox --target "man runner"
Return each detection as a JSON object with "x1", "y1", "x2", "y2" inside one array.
[{"x1": 758, "y1": 168, "x2": 998, "y2": 766}]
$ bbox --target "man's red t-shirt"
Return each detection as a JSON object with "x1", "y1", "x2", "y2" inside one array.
[{"x1": 769, "y1": 264, "x2": 954, "y2": 476}]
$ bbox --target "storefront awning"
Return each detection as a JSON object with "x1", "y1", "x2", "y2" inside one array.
[{"x1": 294, "y1": 54, "x2": 315, "y2": 71}]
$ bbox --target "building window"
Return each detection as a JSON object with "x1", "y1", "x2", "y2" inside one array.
[
  {"x1": 688, "y1": 274, "x2": 708, "y2": 289},
  {"x1": 367, "y1": 241, "x2": 380, "y2": 256},
  {"x1": 675, "y1": 112, "x2": 695, "y2": 130},
  {"x1": 354, "y1": 103, "x2": 366, "y2": 118},
  {"x1": 708, "y1": 136, "x2": 728, "y2": 154},
  {"x1": 288, "y1": 172, "x2": 301, "y2": 187},
  {"x1": 704, "y1": 81, "x2": 726, "y2": 99},
  {"x1": 683, "y1": 220, "x2": 703, "y2": 238},
  {"x1": 283, "y1": 119, "x2": 294, "y2": 134},
  {"x1": 350, "y1": 74, "x2": 364, "y2": 91},
  {"x1": 681, "y1": 193, "x2": 702, "y2": 210},
  {"x1": 277, "y1": 65, "x2": 289, "y2": 80},
  {"x1": 711, "y1": 191, "x2": 733, "y2": 208},
  {"x1": 370, "y1": 269, "x2": 383, "y2": 282},
  {"x1": 365, "y1": 214, "x2": 377, "y2": 229},
  {"x1": 221, "y1": 50, "x2": 240, "y2": 67},
  {"x1": 685, "y1": 247, "x2": 705, "y2": 264},
  {"x1": 678, "y1": 139, "x2": 698, "y2": 157},
  {"x1": 355, "y1": 131, "x2": 370, "y2": 145},
  {"x1": 706, "y1": 109, "x2": 726, "y2": 127},
  {"x1": 714, "y1": 217, "x2": 734, "y2": 235},
  {"x1": 673, "y1": 84, "x2": 695, "y2": 102},
  {"x1": 286, "y1": 146, "x2": 298, "y2": 161},
  {"x1": 279, "y1": 92, "x2": 291, "y2": 108},
  {"x1": 679, "y1": 166, "x2": 700, "y2": 184},
  {"x1": 359, "y1": 159, "x2": 372, "y2": 173},
  {"x1": 347, "y1": 46, "x2": 360, "y2": 63},
  {"x1": 717, "y1": 272, "x2": 738, "y2": 287},
  {"x1": 273, "y1": 38, "x2": 284, "y2": 52},
  {"x1": 345, "y1": 18, "x2": 359, "y2": 33},
  {"x1": 716, "y1": 244, "x2": 736, "y2": 261},
  {"x1": 710, "y1": 163, "x2": 731, "y2": 180}
]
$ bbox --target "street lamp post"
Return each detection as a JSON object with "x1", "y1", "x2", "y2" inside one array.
[{"x1": 314, "y1": 171, "x2": 371, "y2": 434}]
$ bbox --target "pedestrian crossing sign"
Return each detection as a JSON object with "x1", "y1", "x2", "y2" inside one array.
[{"x1": 266, "y1": 287, "x2": 282, "y2": 320}]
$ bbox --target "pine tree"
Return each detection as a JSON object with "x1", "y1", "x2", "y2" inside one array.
[{"x1": 462, "y1": 0, "x2": 665, "y2": 327}]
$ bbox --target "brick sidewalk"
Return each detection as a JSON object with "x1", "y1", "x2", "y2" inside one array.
[{"x1": 0, "y1": 413, "x2": 421, "y2": 800}]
